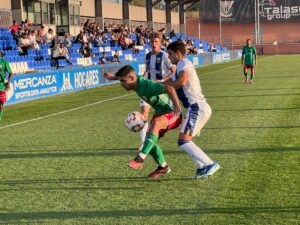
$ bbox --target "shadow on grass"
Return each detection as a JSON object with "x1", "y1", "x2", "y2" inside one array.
[
  {"x1": 0, "y1": 206, "x2": 298, "y2": 221},
  {"x1": 208, "y1": 93, "x2": 300, "y2": 99},
  {"x1": 0, "y1": 146, "x2": 298, "y2": 160},
  {"x1": 214, "y1": 107, "x2": 300, "y2": 112},
  {"x1": 0, "y1": 176, "x2": 192, "y2": 186}
]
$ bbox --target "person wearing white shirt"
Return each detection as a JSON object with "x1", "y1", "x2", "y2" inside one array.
[
  {"x1": 44, "y1": 28, "x2": 55, "y2": 45},
  {"x1": 166, "y1": 41, "x2": 220, "y2": 180}
]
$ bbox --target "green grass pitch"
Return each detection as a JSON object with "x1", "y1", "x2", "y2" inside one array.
[{"x1": 0, "y1": 55, "x2": 299, "y2": 224}]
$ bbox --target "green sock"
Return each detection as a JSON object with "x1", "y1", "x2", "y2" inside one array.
[
  {"x1": 251, "y1": 74, "x2": 254, "y2": 80},
  {"x1": 141, "y1": 133, "x2": 158, "y2": 156},
  {"x1": 0, "y1": 111, "x2": 3, "y2": 121},
  {"x1": 149, "y1": 144, "x2": 166, "y2": 165}
]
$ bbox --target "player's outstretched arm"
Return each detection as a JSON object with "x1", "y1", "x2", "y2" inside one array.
[
  {"x1": 104, "y1": 72, "x2": 119, "y2": 80},
  {"x1": 162, "y1": 85, "x2": 182, "y2": 116}
]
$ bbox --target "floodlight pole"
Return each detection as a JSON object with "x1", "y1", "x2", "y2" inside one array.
[
  {"x1": 219, "y1": 0, "x2": 222, "y2": 45},
  {"x1": 254, "y1": 0, "x2": 258, "y2": 44},
  {"x1": 257, "y1": 0, "x2": 261, "y2": 44}
]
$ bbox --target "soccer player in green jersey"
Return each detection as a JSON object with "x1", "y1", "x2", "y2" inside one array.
[
  {"x1": 105, "y1": 66, "x2": 182, "y2": 179},
  {"x1": 242, "y1": 39, "x2": 257, "y2": 84},
  {"x1": 0, "y1": 55, "x2": 13, "y2": 121}
]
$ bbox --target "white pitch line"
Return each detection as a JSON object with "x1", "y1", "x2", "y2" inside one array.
[
  {"x1": 201, "y1": 55, "x2": 277, "y2": 75},
  {"x1": 0, "y1": 93, "x2": 134, "y2": 130},
  {"x1": 0, "y1": 55, "x2": 278, "y2": 130}
]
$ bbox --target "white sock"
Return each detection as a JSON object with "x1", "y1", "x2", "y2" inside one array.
[
  {"x1": 138, "y1": 152, "x2": 147, "y2": 159},
  {"x1": 179, "y1": 141, "x2": 213, "y2": 166},
  {"x1": 139, "y1": 122, "x2": 148, "y2": 143},
  {"x1": 160, "y1": 162, "x2": 167, "y2": 167},
  {"x1": 190, "y1": 155, "x2": 205, "y2": 169}
]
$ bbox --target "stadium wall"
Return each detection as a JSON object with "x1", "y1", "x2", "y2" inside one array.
[
  {"x1": 186, "y1": 19, "x2": 300, "y2": 46},
  {"x1": 5, "y1": 50, "x2": 241, "y2": 106},
  {"x1": 229, "y1": 43, "x2": 300, "y2": 55}
]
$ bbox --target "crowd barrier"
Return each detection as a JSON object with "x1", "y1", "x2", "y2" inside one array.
[{"x1": 6, "y1": 50, "x2": 242, "y2": 105}]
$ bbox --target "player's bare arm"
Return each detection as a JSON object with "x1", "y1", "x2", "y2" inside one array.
[
  {"x1": 165, "y1": 70, "x2": 188, "y2": 89},
  {"x1": 5, "y1": 72, "x2": 13, "y2": 89},
  {"x1": 162, "y1": 85, "x2": 181, "y2": 116},
  {"x1": 104, "y1": 72, "x2": 118, "y2": 80}
]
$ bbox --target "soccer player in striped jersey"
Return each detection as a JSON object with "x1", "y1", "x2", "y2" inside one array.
[
  {"x1": 166, "y1": 41, "x2": 220, "y2": 179},
  {"x1": 105, "y1": 66, "x2": 182, "y2": 179},
  {"x1": 139, "y1": 32, "x2": 175, "y2": 150},
  {"x1": 0, "y1": 55, "x2": 13, "y2": 122}
]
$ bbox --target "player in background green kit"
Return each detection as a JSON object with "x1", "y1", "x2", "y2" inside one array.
[
  {"x1": 0, "y1": 53, "x2": 13, "y2": 121},
  {"x1": 105, "y1": 66, "x2": 182, "y2": 179},
  {"x1": 242, "y1": 39, "x2": 257, "y2": 84}
]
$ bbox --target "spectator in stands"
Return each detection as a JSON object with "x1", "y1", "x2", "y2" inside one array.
[
  {"x1": 93, "y1": 33, "x2": 102, "y2": 47},
  {"x1": 99, "y1": 52, "x2": 107, "y2": 64},
  {"x1": 9, "y1": 20, "x2": 19, "y2": 35},
  {"x1": 186, "y1": 40, "x2": 197, "y2": 55},
  {"x1": 64, "y1": 33, "x2": 72, "y2": 48},
  {"x1": 14, "y1": 27, "x2": 22, "y2": 45},
  {"x1": 165, "y1": 37, "x2": 171, "y2": 47},
  {"x1": 76, "y1": 30, "x2": 88, "y2": 44},
  {"x1": 209, "y1": 43, "x2": 217, "y2": 52},
  {"x1": 22, "y1": 19, "x2": 30, "y2": 30},
  {"x1": 45, "y1": 28, "x2": 55, "y2": 46},
  {"x1": 112, "y1": 50, "x2": 121, "y2": 63},
  {"x1": 137, "y1": 34, "x2": 145, "y2": 46},
  {"x1": 169, "y1": 29, "x2": 176, "y2": 39},
  {"x1": 132, "y1": 40, "x2": 139, "y2": 54},
  {"x1": 18, "y1": 33, "x2": 32, "y2": 55},
  {"x1": 36, "y1": 30, "x2": 45, "y2": 44},
  {"x1": 199, "y1": 41, "x2": 203, "y2": 50},
  {"x1": 57, "y1": 28, "x2": 66, "y2": 36},
  {"x1": 51, "y1": 42, "x2": 72, "y2": 68},
  {"x1": 118, "y1": 34, "x2": 127, "y2": 50},
  {"x1": 39, "y1": 25, "x2": 46, "y2": 38},
  {"x1": 29, "y1": 30, "x2": 39, "y2": 50},
  {"x1": 79, "y1": 42, "x2": 92, "y2": 58},
  {"x1": 125, "y1": 34, "x2": 134, "y2": 49}
]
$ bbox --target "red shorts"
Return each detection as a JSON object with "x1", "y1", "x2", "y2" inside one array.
[
  {"x1": 0, "y1": 91, "x2": 6, "y2": 104},
  {"x1": 151, "y1": 112, "x2": 182, "y2": 138},
  {"x1": 244, "y1": 64, "x2": 254, "y2": 69}
]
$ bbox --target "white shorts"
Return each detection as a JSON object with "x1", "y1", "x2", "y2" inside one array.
[
  {"x1": 140, "y1": 99, "x2": 150, "y2": 107},
  {"x1": 181, "y1": 102, "x2": 212, "y2": 137}
]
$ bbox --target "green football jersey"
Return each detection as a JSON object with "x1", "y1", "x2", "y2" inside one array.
[
  {"x1": 136, "y1": 76, "x2": 173, "y2": 115},
  {"x1": 0, "y1": 58, "x2": 12, "y2": 91},
  {"x1": 242, "y1": 45, "x2": 257, "y2": 65}
]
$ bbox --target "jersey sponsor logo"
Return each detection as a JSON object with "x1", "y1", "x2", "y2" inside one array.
[{"x1": 141, "y1": 96, "x2": 148, "y2": 102}]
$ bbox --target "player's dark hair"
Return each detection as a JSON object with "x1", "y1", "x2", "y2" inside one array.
[
  {"x1": 115, "y1": 65, "x2": 135, "y2": 77},
  {"x1": 167, "y1": 41, "x2": 186, "y2": 56}
]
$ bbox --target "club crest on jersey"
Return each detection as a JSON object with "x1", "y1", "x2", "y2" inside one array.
[{"x1": 141, "y1": 96, "x2": 148, "y2": 101}]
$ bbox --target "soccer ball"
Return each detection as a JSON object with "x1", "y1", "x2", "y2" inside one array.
[{"x1": 125, "y1": 111, "x2": 146, "y2": 132}]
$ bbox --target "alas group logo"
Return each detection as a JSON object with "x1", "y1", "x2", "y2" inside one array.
[{"x1": 259, "y1": 0, "x2": 300, "y2": 20}]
